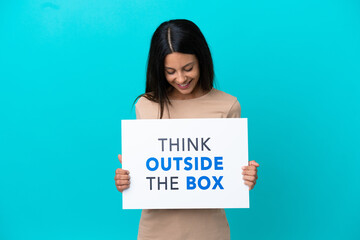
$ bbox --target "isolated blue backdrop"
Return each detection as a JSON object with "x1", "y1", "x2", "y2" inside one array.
[{"x1": 0, "y1": 0, "x2": 359, "y2": 239}]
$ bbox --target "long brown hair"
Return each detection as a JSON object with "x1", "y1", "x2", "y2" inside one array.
[{"x1": 135, "y1": 19, "x2": 214, "y2": 118}]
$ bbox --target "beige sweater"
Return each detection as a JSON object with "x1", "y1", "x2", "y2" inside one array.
[{"x1": 135, "y1": 88, "x2": 241, "y2": 240}]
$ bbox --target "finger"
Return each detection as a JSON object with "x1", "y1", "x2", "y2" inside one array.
[
  {"x1": 115, "y1": 168, "x2": 129, "y2": 174},
  {"x1": 115, "y1": 179, "x2": 130, "y2": 186},
  {"x1": 115, "y1": 179, "x2": 131, "y2": 186},
  {"x1": 118, "y1": 154, "x2": 123, "y2": 164},
  {"x1": 119, "y1": 185, "x2": 130, "y2": 191},
  {"x1": 242, "y1": 170, "x2": 257, "y2": 176},
  {"x1": 244, "y1": 180, "x2": 254, "y2": 190},
  {"x1": 242, "y1": 165, "x2": 256, "y2": 171},
  {"x1": 116, "y1": 185, "x2": 130, "y2": 192},
  {"x1": 252, "y1": 180, "x2": 257, "y2": 189},
  {"x1": 115, "y1": 175, "x2": 131, "y2": 180},
  {"x1": 249, "y1": 160, "x2": 259, "y2": 167},
  {"x1": 243, "y1": 175, "x2": 256, "y2": 182}
]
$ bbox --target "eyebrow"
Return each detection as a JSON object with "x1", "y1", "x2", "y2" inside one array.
[{"x1": 164, "y1": 61, "x2": 195, "y2": 70}]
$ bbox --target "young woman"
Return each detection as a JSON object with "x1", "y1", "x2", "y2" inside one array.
[{"x1": 114, "y1": 19, "x2": 259, "y2": 240}]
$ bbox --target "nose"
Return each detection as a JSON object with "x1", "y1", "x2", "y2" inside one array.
[{"x1": 176, "y1": 72, "x2": 188, "y2": 84}]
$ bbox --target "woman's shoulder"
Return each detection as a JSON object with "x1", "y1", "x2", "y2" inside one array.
[
  {"x1": 135, "y1": 93, "x2": 160, "y2": 119},
  {"x1": 209, "y1": 88, "x2": 238, "y2": 102},
  {"x1": 208, "y1": 88, "x2": 239, "y2": 107},
  {"x1": 208, "y1": 88, "x2": 241, "y2": 118},
  {"x1": 135, "y1": 93, "x2": 156, "y2": 107}
]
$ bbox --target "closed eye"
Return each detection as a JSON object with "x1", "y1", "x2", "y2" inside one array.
[{"x1": 184, "y1": 67, "x2": 193, "y2": 72}]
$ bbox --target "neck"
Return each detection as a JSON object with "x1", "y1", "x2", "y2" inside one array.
[{"x1": 168, "y1": 85, "x2": 208, "y2": 100}]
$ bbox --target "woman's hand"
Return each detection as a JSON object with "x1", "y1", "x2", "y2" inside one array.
[
  {"x1": 242, "y1": 160, "x2": 259, "y2": 190},
  {"x1": 114, "y1": 154, "x2": 130, "y2": 193}
]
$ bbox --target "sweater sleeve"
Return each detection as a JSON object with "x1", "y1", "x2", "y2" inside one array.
[{"x1": 226, "y1": 99, "x2": 241, "y2": 118}]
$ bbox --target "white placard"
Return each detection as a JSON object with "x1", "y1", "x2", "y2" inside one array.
[{"x1": 121, "y1": 118, "x2": 249, "y2": 209}]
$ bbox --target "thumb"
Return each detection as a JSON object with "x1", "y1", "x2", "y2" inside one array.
[
  {"x1": 249, "y1": 160, "x2": 260, "y2": 167},
  {"x1": 118, "y1": 154, "x2": 122, "y2": 164}
]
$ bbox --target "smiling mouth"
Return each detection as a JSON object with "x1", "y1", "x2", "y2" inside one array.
[{"x1": 177, "y1": 79, "x2": 192, "y2": 89}]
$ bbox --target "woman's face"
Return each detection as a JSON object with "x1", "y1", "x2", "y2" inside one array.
[{"x1": 164, "y1": 52, "x2": 202, "y2": 99}]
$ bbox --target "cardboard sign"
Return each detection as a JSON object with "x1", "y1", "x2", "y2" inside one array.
[{"x1": 121, "y1": 118, "x2": 249, "y2": 209}]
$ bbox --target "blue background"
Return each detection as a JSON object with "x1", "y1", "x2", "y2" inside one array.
[{"x1": 1, "y1": 0, "x2": 359, "y2": 239}]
